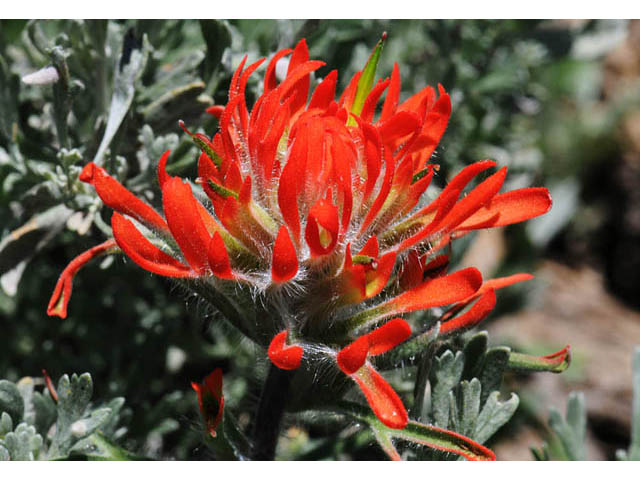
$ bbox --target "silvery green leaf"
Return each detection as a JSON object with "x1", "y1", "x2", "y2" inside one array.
[
  {"x1": 0, "y1": 380, "x2": 23, "y2": 425},
  {"x1": 0, "y1": 204, "x2": 74, "y2": 295},
  {"x1": 0, "y1": 444, "x2": 9, "y2": 461},
  {"x1": 461, "y1": 331, "x2": 488, "y2": 381},
  {"x1": 97, "y1": 397, "x2": 125, "y2": 438},
  {"x1": 142, "y1": 81, "x2": 209, "y2": 132},
  {"x1": 0, "y1": 412, "x2": 13, "y2": 436},
  {"x1": 16, "y1": 377, "x2": 35, "y2": 426},
  {"x1": 430, "y1": 350, "x2": 464, "y2": 428},
  {"x1": 2, "y1": 423, "x2": 43, "y2": 460},
  {"x1": 93, "y1": 32, "x2": 150, "y2": 166},
  {"x1": 548, "y1": 391, "x2": 586, "y2": 461},
  {"x1": 33, "y1": 391, "x2": 57, "y2": 436},
  {"x1": 138, "y1": 50, "x2": 204, "y2": 103},
  {"x1": 478, "y1": 347, "x2": 510, "y2": 405},
  {"x1": 133, "y1": 125, "x2": 180, "y2": 184},
  {"x1": 199, "y1": 19, "x2": 232, "y2": 83},
  {"x1": 49, "y1": 373, "x2": 93, "y2": 457},
  {"x1": 474, "y1": 391, "x2": 519, "y2": 444},
  {"x1": 531, "y1": 444, "x2": 551, "y2": 461},
  {"x1": 70, "y1": 407, "x2": 112, "y2": 440},
  {"x1": 455, "y1": 378, "x2": 482, "y2": 437}
]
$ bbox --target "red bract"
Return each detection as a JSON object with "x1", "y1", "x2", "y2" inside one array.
[
  {"x1": 48, "y1": 37, "x2": 552, "y2": 432},
  {"x1": 192, "y1": 369, "x2": 225, "y2": 437}
]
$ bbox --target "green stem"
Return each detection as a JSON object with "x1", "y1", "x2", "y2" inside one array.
[{"x1": 250, "y1": 364, "x2": 294, "y2": 460}]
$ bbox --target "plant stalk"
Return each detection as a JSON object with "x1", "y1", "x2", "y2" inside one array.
[{"x1": 250, "y1": 364, "x2": 294, "y2": 460}]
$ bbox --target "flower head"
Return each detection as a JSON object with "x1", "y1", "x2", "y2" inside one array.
[{"x1": 49, "y1": 37, "x2": 551, "y2": 429}]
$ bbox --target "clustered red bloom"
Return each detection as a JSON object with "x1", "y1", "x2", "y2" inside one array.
[{"x1": 48, "y1": 38, "x2": 551, "y2": 431}]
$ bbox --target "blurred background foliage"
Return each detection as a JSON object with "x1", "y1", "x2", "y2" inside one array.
[{"x1": 1, "y1": 19, "x2": 639, "y2": 459}]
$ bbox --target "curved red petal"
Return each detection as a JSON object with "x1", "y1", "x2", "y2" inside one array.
[
  {"x1": 47, "y1": 239, "x2": 118, "y2": 318},
  {"x1": 352, "y1": 364, "x2": 408, "y2": 429},
  {"x1": 361, "y1": 78, "x2": 390, "y2": 123},
  {"x1": 364, "y1": 251, "x2": 396, "y2": 299},
  {"x1": 277, "y1": 157, "x2": 301, "y2": 243},
  {"x1": 286, "y1": 39, "x2": 310, "y2": 114},
  {"x1": 264, "y1": 48, "x2": 293, "y2": 93},
  {"x1": 272, "y1": 225, "x2": 299, "y2": 283},
  {"x1": 278, "y1": 60, "x2": 325, "y2": 103},
  {"x1": 434, "y1": 167, "x2": 507, "y2": 233},
  {"x1": 379, "y1": 63, "x2": 401, "y2": 122},
  {"x1": 440, "y1": 289, "x2": 497, "y2": 335},
  {"x1": 208, "y1": 231, "x2": 234, "y2": 280},
  {"x1": 457, "y1": 187, "x2": 553, "y2": 231},
  {"x1": 162, "y1": 177, "x2": 212, "y2": 274},
  {"x1": 268, "y1": 330, "x2": 303, "y2": 370},
  {"x1": 388, "y1": 267, "x2": 483, "y2": 315},
  {"x1": 205, "y1": 105, "x2": 225, "y2": 118},
  {"x1": 366, "y1": 318, "x2": 412, "y2": 356},
  {"x1": 378, "y1": 111, "x2": 421, "y2": 147},
  {"x1": 359, "y1": 236, "x2": 379, "y2": 258},
  {"x1": 337, "y1": 336, "x2": 369, "y2": 375},
  {"x1": 80, "y1": 162, "x2": 169, "y2": 234},
  {"x1": 308, "y1": 69, "x2": 338, "y2": 110},
  {"x1": 111, "y1": 213, "x2": 193, "y2": 278},
  {"x1": 157, "y1": 150, "x2": 171, "y2": 189},
  {"x1": 305, "y1": 198, "x2": 339, "y2": 257}
]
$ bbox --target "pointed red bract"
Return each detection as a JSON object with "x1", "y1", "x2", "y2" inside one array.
[
  {"x1": 111, "y1": 213, "x2": 193, "y2": 278},
  {"x1": 337, "y1": 318, "x2": 411, "y2": 374},
  {"x1": 305, "y1": 198, "x2": 339, "y2": 257},
  {"x1": 162, "y1": 177, "x2": 212, "y2": 274},
  {"x1": 268, "y1": 330, "x2": 303, "y2": 370},
  {"x1": 47, "y1": 239, "x2": 118, "y2": 318},
  {"x1": 440, "y1": 289, "x2": 497, "y2": 335},
  {"x1": 192, "y1": 368, "x2": 224, "y2": 438},
  {"x1": 272, "y1": 226, "x2": 298, "y2": 283},
  {"x1": 388, "y1": 267, "x2": 483, "y2": 315},
  {"x1": 352, "y1": 364, "x2": 408, "y2": 429},
  {"x1": 457, "y1": 187, "x2": 552, "y2": 230},
  {"x1": 208, "y1": 232, "x2": 234, "y2": 280},
  {"x1": 80, "y1": 162, "x2": 169, "y2": 234}
]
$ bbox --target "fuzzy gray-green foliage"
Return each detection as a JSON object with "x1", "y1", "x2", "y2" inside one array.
[
  {"x1": 0, "y1": 373, "x2": 135, "y2": 460},
  {"x1": 412, "y1": 332, "x2": 519, "y2": 460}
]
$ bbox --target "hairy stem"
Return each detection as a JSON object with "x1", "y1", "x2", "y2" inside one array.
[{"x1": 250, "y1": 364, "x2": 294, "y2": 460}]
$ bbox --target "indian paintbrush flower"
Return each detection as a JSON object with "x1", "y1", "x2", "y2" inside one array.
[{"x1": 48, "y1": 36, "x2": 552, "y2": 434}]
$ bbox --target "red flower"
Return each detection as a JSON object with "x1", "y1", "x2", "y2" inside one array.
[
  {"x1": 49, "y1": 37, "x2": 551, "y2": 430},
  {"x1": 192, "y1": 369, "x2": 225, "y2": 438}
]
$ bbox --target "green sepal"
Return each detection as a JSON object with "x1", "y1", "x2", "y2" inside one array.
[
  {"x1": 507, "y1": 345, "x2": 571, "y2": 374},
  {"x1": 208, "y1": 179, "x2": 238, "y2": 199},
  {"x1": 202, "y1": 408, "x2": 249, "y2": 460},
  {"x1": 334, "y1": 401, "x2": 495, "y2": 461},
  {"x1": 348, "y1": 33, "x2": 387, "y2": 121},
  {"x1": 412, "y1": 168, "x2": 430, "y2": 184},
  {"x1": 351, "y1": 255, "x2": 375, "y2": 266}
]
